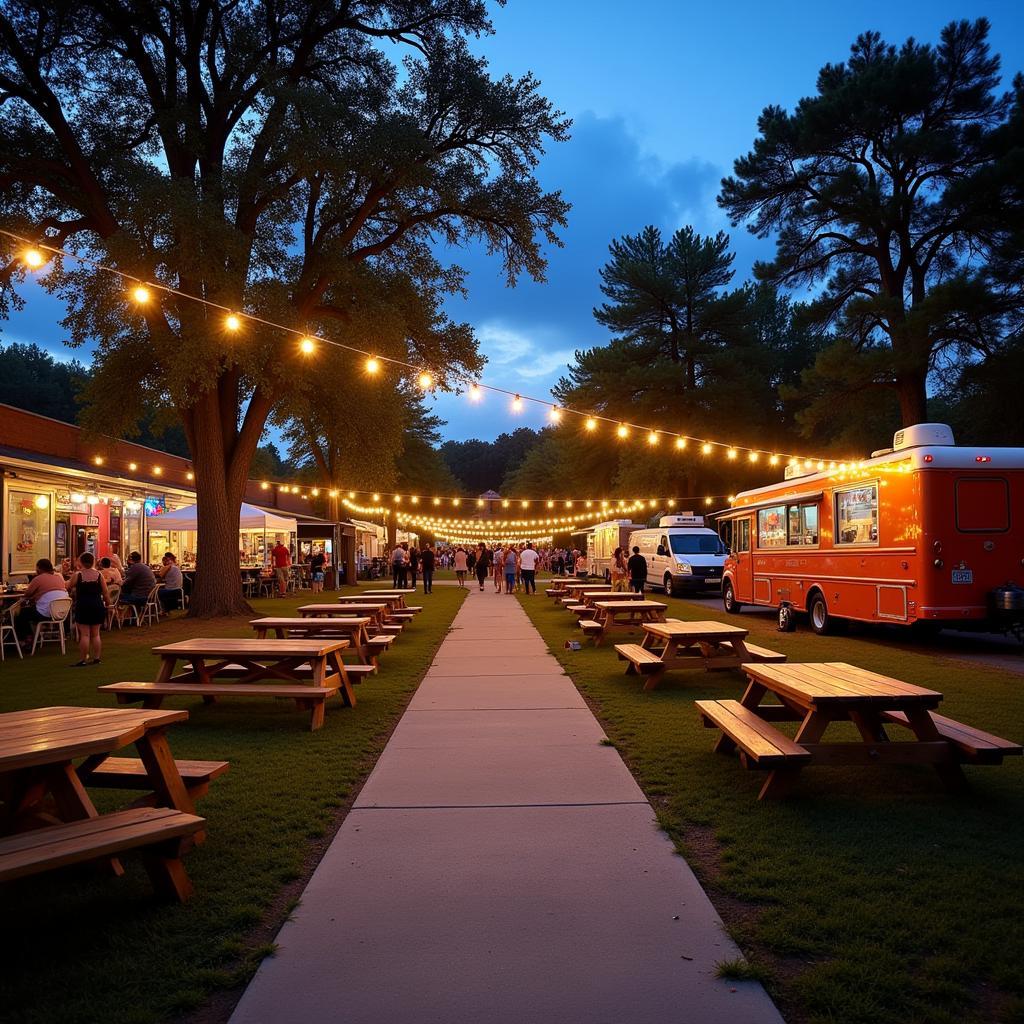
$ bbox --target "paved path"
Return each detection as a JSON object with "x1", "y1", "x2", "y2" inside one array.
[{"x1": 231, "y1": 592, "x2": 785, "y2": 1024}]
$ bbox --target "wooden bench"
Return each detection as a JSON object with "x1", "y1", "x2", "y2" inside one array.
[
  {"x1": 342, "y1": 664, "x2": 377, "y2": 680},
  {"x1": 881, "y1": 710, "x2": 1023, "y2": 764},
  {"x1": 579, "y1": 620, "x2": 604, "y2": 639},
  {"x1": 615, "y1": 644, "x2": 664, "y2": 676},
  {"x1": 696, "y1": 699, "x2": 811, "y2": 768},
  {"x1": 719, "y1": 640, "x2": 787, "y2": 664},
  {"x1": 376, "y1": 625, "x2": 403, "y2": 635},
  {"x1": 80, "y1": 757, "x2": 229, "y2": 804},
  {"x1": 98, "y1": 681, "x2": 339, "y2": 731},
  {"x1": 0, "y1": 806, "x2": 205, "y2": 902}
]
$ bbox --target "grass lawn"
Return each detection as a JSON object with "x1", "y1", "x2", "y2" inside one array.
[
  {"x1": 518, "y1": 588, "x2": 1024, "y2": 1024},
  {"x1": 0, "y1": 583, "x2": 465, "y2": 1024}
]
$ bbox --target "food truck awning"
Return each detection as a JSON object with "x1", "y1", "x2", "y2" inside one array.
[
  {"x1": 715, "y1": 490, "x2": 824, "y2": 518},
  {"x1": 154, "y1": 501, "x2": 297, "y2": 533}
]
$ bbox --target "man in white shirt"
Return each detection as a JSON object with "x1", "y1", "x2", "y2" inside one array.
[
  {"x1": 391, "y1": 544, "x2": 407, "y2": 589},
  {"x1": 519, "y1": 542, "x2": 539, "y2": 595}
]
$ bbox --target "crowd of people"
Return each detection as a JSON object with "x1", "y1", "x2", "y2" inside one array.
[{"x1": 10, "y1": 548, "x2": 187, "y2": 664}]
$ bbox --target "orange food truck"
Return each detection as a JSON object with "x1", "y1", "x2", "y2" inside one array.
[{"x1": 715, "y1": 424, "x2": 1024, "y2": 636}]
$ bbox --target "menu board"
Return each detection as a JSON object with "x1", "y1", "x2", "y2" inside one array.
[{"x1": 8, "y1": 490, "x2": 52, "y2": 574}]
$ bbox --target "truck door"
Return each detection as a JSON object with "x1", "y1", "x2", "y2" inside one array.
[{"x1": 733, "y1": 517, "x2": 754, "y2": 600}]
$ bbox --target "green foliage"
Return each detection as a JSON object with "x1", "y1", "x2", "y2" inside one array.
[
  {"x1": 0, "y1": 341, "x2": 87, "y2": 422},
  {"x1": 719, "y1": 18, "x2": 1024, "y2": 425},
  {"x1": 440, "y1": 427, "x2": 543, "y2": 492}
]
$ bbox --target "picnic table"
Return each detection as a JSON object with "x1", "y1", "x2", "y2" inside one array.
[
  {"x1": 0, "y1": 706, "x2": 207, "y2": 900},
  {"x1": 582, "y1": 600, "x2": 667, "y2": 645},
  {"x1": 618, "y1": 620, "x2": 786, "y2": 688},
  {"x1": 360, "y1": 590, "x2": 416, "y2": 608},
  {"x1": 249, "y1": 616, "x2": 373, "y2": 661},
  {"x1": 299, "y1": 602, "x2": 388, "y2": 628},
  {"x1": 99, "y1": 637, "x2": 356, "y2": 730},
  {"x1": 698, "y1": 661, "x2": 1022, "y2": 799}
]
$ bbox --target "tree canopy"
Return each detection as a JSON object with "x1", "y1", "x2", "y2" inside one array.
[{"x1": 719, "y1": 18, "x2": 1024, "y2": 426}]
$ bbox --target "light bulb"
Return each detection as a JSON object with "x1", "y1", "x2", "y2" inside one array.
[
  {"x1": 366, "y1": 356, "x2": 380, "y2": 374},
  {"x1": 70, "y1": 492, "x2": 85, "y2": 504},
  {"x1": 521, "y1": 500, "x2": 529, "y2": 509},
  {"x1": 512, "y1": 395, "x2": 523, "y2": 412},
  {"x1": 393, "y1": 494, "x2": 401, "y2": 503},
  {"x1": 547, "y1": 500, "x2": 554, "y2": 508},
  {"x1": 128, "y1": 462, "x2": 137, "y2": 472},
  {"x1": 769, "y1": 455, "x2": 780, "y2": 466},
  {"x1": 748, "y1": 451, "x2": 759, "y2": 462},
  {"x1": 93, "y1": 456, "x2": 104, "y2": 466},
  {"x1": 727, "y1": 449, "x2": 738, "y2": 460},
  {"x1": 23, "y1": 248, "x2": 45, "y2": 268},
  {"x1": 584, "y1": 417, "x2": 597, "y2": 431},
  {"x1": 225, "y1": 313, "x2": 242, "y2": 331},
  {"x1": 131, "y1": 284, "x2": 151, "y2": 304},
  {"x1": 153, "y1": 466, "x2": 163, "y2": 475},
  {"x1": 34, "y1": 494, "x2": 49, "y2": 510},
  {"x1": 705, "y1": 497, "x2": 713, "y2": 506},
  {"x1": 702, "y1": 443, "x2": 712, "y2": 455},
  {"x1": 311, "y1": 488, "x2": 320, "y2": 496},
  {"x1": 260, "y1": 481, "x2": 270, "y2": 490},
  {"x1": 411, "y1": 496, "x2": 419, "y2": 504},
  {"x1": 616, "y1": 424, "x2": 629, "y2": 439},
  {"x1": 647, "y1": 431, "x2": 659, "y2": 446},
  {"x1": 330, "y1": 490, "x2": 338, "y2": 498},
  {"x1": 433, "y1": 497, "x2": 441, "y2": 506},
  {"x1": 675, "y1": 437, "x2": 687, "y2": 450},
  {"x1": 502, "y1": 499, "x2": 510, "y2": 508},
  {"x1": 549, "y1": 406, "x2": 562, "y2": 423},
  {"x1": 418, "y1": 371, "x2": 433, "y2": 390},
  {"x1": 452, "y1": 498, "x2": 461, "y2": 507},
  {"x1": 477, "y1": 499, "x2": 485, "y2": 507},
  {"x1": 372, "y1": 493, "x2": 380, "y2": 502},
  {"x1": 186, "y1": 471, "x2": 194, "y2": 480},
  {"x1": 299, "y1": 336, "x2": 316, "y2": 355}
]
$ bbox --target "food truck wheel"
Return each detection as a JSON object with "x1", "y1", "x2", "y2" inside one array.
[
  {"x1": 808, "y1": 592, "x2": 835, "y2": 635},
  {"x1": 722, "y1": 580, "x2": 743, "y2": 614}
]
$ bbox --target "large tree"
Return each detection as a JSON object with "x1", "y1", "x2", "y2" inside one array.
[
  {"x1": 719, "y1": 18, "x2": 1022, "y2": 426},
  {"x1": 0, "y1": 0, "x2": 568, "y2": 615}
]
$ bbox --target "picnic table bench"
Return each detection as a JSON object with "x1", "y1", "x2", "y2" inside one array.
[
  {"x1": 697, "y1": 661, "x2": 1021, "y2": 799},
  {"x1": 0, "y1": 706, "x2": 208, "y2": 901},
  {"x1": 616, "y1": 620, "x2": 785, "y2": 689},
  {"x1": 582, "y1": 600, "x2": 667, "y2": 646},
  {"x1": 99, "y1": 637, "x2": 356, "y2": 731}
]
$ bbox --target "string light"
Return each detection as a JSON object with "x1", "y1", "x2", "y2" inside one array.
[
  {"x1": 512, "y1": 394, "x2": 523, "y2": 412},
  {"x1": 727, "y1": 449, "x2": 738, "y2": 460},
  {"x1": 617, "y1": 424, "x2": 629, "y2": 439},
  {"x1": 260, "y1": 481, "x2": 270, "y2": 490},
  {"x1": 647, "y1": 431, "x2": 659, "y2": 446},
  {"x1": 468, "y1": 383, "x2": 482, "y2": 402},
  {"x1": 299, "y1": 336, "x2": 316, "y2": 355},
  {"x1": 130, "y1": 284, "x2": 151, "y2": 304},
  {"x1": 549, "y1": 405, "x2": 562, "y2": 423},
  {"x1": 128, "y1": 461, "x2": 137, "y2": 472},
  {"x1": 0, "y1": 228, "x2": 843, "y2": 468},
  {"x1": 93, "y1": 456, "x2": 104, "y2": 466}
]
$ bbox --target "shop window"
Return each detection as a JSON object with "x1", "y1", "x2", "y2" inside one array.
[
  {"x1": 956, "y1": 478, "x2": 1009, "y2": 533},
  {"x1": 757, "y1": 505, "x2": 787, "y2": 548},
  {"x1": 734, "y1": 518, "x2": 751, "y2": 553},
  {"x1": 7, "y1": 489, "x2": 53, "y2": 574},
  {"x1": 835, "y1": 484, "x2": 878, "y2": 545},
  {"x1": 787, "y1": 504, "x2": 819, "y2": 546}
]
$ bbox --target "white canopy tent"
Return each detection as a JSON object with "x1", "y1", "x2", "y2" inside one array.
[{"x1": 146, "y1": 502, "x2": 298, "y2": 568}]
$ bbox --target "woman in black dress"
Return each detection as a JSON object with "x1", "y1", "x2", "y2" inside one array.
[{"x1": 68, "y1": 551, "x2": 111, "y2": 666}]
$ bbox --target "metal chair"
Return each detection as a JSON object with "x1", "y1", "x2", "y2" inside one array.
[
  {"x1": 1, "y1": 600, "x2": 23, "y2": 661},
  {"x1": 135, "y1": 584, "x2": 163, "y2": 626},
  {"x1": 31, "y1": 597, "x2": 72, "y2": 655},
  {"x1": 105, "y1": 585, "x2": 122, "y2": 629}
]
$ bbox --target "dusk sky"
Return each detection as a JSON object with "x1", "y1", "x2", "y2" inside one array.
[{"x1": 5, "y1": 0, "x2": 1023, "y2": 443}]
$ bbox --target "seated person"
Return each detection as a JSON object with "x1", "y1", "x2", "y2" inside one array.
[
  {"x1": 15, "y1": 558, "x2": 69, "y2": 646},
  {"x1": 119, "y1": 550, "x2": 157, "y2": 610},
  {"x1": 157, "y1": 552, "x2": 184, "y2": 612},
  {"x1": 98, "y1": 556, "x2": 123, "y2": 587}
]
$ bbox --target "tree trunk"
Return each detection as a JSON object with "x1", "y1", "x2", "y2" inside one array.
[
  {"x1": 896, "y1": 370, "x2": 928, "y2": 427},
  {"x1": 387, "y1": 509, "x2": 398, "y2": 549},
  {"x1": 185, "y1": 389, "x2": 256, "y2": 618}
]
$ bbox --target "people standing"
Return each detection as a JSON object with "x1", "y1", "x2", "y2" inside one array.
[
  {"x1": 271, "y1": 537, "x2": 292, "y2": 597},
  {"x1": 492, "y1": 546, "x2": 504, "y2": 592},
  {"x1": 627, "y1": 545, "x2": 648, "y2": 594},
  {"x1": 474, "y1": 543, "x2": 490, "y2": 591},
  {"x1": 610, "y1": 546, "x2": 629, "y2": 593},
  {"x1": 420, "y1": 543, "x2": 435, "y2": 594},
  {"x1": 519, "y1": 541, "x2": 539, "y2": 595},
  {"x1": 309, "y1": 547, "x2": 327, "y2": 594},
  {"x1": 503, "y1": 545, "x2": 517, "y2": 594},
  {"x1": 391, "y1": 542, "x2": 407, "y2": 589},
  {"x1": 408, "y1": 544, "x2": 420, "y2": 592},
  {"x1": 67, "y1": 552, "x2": 110, "y2": 665},
  {"x1": 453, "y1": 546, "x2": 468, "y2": 586}
]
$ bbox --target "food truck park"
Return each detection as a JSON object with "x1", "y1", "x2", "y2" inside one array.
[{"x1": 0, "y1": 6, "x2": 1022, "y2": 1024}]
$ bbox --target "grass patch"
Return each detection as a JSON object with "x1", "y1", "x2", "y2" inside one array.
[
  {"x1": 0, "y1": 583, "x2": 465, "y2": 1024},
  {"x1": 518, "y1": 590, "x2": 1024, "y2": 1024},
  {"x1": 716, "y1": 956, "x2": 775, "y2": 985}
]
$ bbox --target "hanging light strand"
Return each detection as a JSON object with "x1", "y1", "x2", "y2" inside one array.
[{"x1": 2, "y1": 226, "x2": 849, "y2": 466}]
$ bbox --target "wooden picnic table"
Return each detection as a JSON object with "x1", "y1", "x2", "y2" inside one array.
[
  {"x1": 249, "y1": 616, "x2": 372, "y2": 661},
  {"x1": 299, "y1": 602, "x2": 388, "y2": 627},
  {"x1": 698, "y1": 661, "x2": 1022, "y2": 799},
  {"x1": 0, "y1": 706, "x2": 206, "y2": 900},
  {"x1": 340, "y1": 593, "x2": 405, "y2": 612},
  {"x1": 584, "y1": 600, "x2": 667, "y2": 645},
  {"x1": 360, "y1": 590, "x2": 412, "y2": 608},
  {"x1": 99, "y1": 637, "x2": 355, "y2": 730}
]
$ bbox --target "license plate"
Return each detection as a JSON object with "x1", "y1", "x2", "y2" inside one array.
[{"x1": 951, "y1": 569, "x2": 973, "y2": 584}]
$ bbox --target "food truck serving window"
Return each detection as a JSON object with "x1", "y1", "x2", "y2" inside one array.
[
  {"x1": 757, "y1": 506, "x2": 787, "y2": 548},
  {"x1": 835, "y1": 484, "x2": 878, "y2": 545},
  {"x1": 956, "y1": 478, "x2": 1009, "y2": 532},
  {"x1": 787, "y1": 504, "x2": 819, "y2": 546}
]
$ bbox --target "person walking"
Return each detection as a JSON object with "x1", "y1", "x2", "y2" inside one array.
[
  {"x1": 67, "y1": 552, "x2": 110, "y2": 666},
  {"x1": 519, "y1": 541, "x2": 539, "y2": 595},
  {"x1": 453, "y1": 546, "x2": 469, "y2": 586},
  {"x1": 420, "y1": 543, "x2": 435, "y2": 594},
  {"x1": 271, "y1": 537, "x2": 292, "y2": 597},
  {"x1": 492, "y1": 546, "x2": 504, "y2": 592},
  {"x1": 503, "y1": 545, "x2": 517, "y2": 594},
  {"x1": 627, "y1": 545, "x2": 648, "y2": 594},
  {"x1": 474, "y1": 543, "x2": 490, "y2": 591},
  {"x1": 610, "y1": 546, "x2": 629, "y2": 593}
]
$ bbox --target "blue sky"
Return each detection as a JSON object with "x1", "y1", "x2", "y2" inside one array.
[{"x1": 5, "y1": 1, "x2": 1023, "y2": 443}]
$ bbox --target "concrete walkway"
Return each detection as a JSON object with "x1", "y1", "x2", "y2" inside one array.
[{"x1": 230, "y1": 592, "x2": 785, "y2": 1024}]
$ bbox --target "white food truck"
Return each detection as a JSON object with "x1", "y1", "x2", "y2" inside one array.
[
  {"x1": 588, "y1": 519, "x2": 642, "y2": 580},
  {"x1": 628, "y1": 514, "x2": 727, "y2": 595}
]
